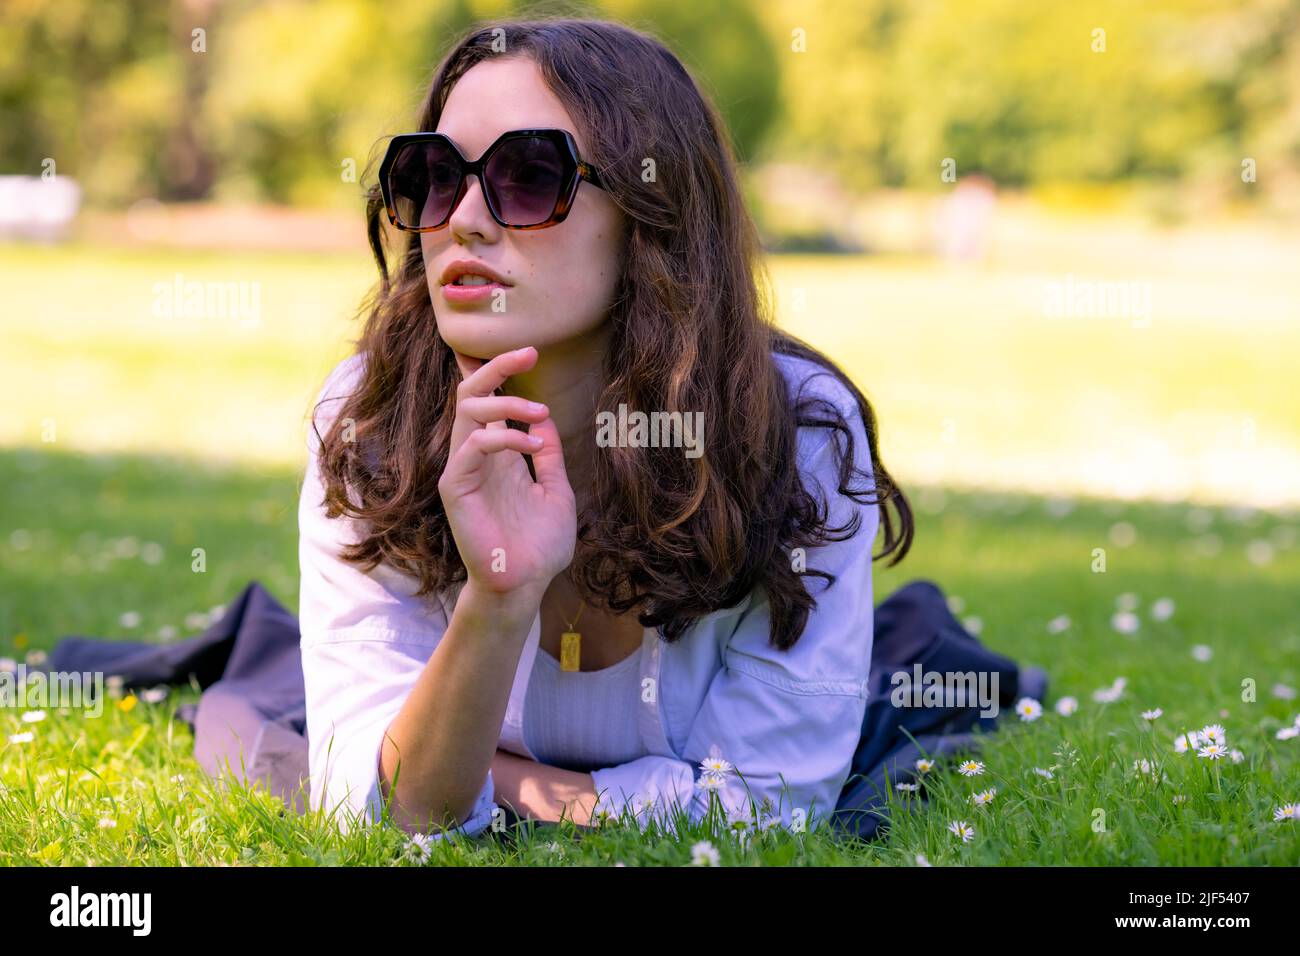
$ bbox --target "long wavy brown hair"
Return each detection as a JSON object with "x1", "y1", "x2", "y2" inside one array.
[{"x1": 314, "y1": 16, "x2": 913, "y2": 650}]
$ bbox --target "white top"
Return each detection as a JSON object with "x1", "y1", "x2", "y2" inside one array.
[
  {"x1": 522, "y1": 642, "x2": 648, "y2": 772},
  {"x1": 299, "y1": 348, "x2": 880, "y2": 840}
]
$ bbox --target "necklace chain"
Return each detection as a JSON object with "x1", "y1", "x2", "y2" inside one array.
[{"x1": 556, "y1": 582, "x2": 584, "y2": 672}]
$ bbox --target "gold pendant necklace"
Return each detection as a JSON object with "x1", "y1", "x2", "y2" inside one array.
[{"x1": 559, "y1": 601, "x2": 585, "y2": 672}]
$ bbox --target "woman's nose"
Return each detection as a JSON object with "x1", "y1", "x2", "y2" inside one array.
[{"x1": 447, "y1": 173, "x2": 498, "y2": 240}]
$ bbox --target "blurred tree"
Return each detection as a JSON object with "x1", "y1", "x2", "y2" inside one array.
[
  {"x1": 1, "y1": 0, "x2": 1295, "y2": 208},
  {"x1": 204, "y1": 0, "x2": 486, "y2": 206},
  {"x1": 754, "y1": 0, "x2": 905, "y2": 191},
  {"x1": 0, "y1": 0, "x2": 175, "y2": 198},
  {"x1": 1232, "y1": 0, "x2": 1300, "y2": 206},
  {"x1": 591, "y1": 0, "x2": 781, "y2": 163}
]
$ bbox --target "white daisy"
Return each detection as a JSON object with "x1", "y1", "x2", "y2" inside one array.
[
  {"x1": 1191, "y1": 644, "x2": 1213, "y2": 662},
  {"x1": 1111, "y1": 611, "x2": 1140, "y2": 635},
  {"x1": 119, "y1": 611, "x2": 141, "y2": 629},
  {"x1": 1033, "y1": 767, "x2": 1055, "y2": 779},
  {"x1": 971, "y1": 788, "x2": 997, "y2": 807},
  {"x1": 1092, "y1": 677, "x2": 1127, "y2": 703},
  {"x1": 690, "y1": 840, "x2": 720, "y2": 866},
  {"x1": 1273, "y1": 804, "x2": 1299, "y2": 822},
  {"x1": 915, "y1": 852, "x2": 932, "y2": 866},
  {"x1": 141, "y1": 686, "x2": 169, "y2": 704},
  {"x1": 699, "y1": 754, "x2": 734, "y2": 777},
  {"x1": 1056, "y1": 696, "x2": 1079, "y2": 716},
  {"x1": 7, "y1": 732, "x2": 34, "y2": 744},
  {"x1": 97, "y1": 817, "x2": 117, "y2": 829},
  {"x1": 1015, "y1": 698, "x2": 1043, "y2": 722},
  {"x1": 1200, "y1": 724, "x2": 1226, "y2": 746},
  {"x1": 1141, "y1": 708, "x2": 1163, "y2": 721},
  {"x1": 895, "y1": 782, "x2": 919, "y2": 792},
  {"x1": 1229, "y1": 750, "x2": 1245, "y2": 764},
  {"x1": 1150, "y1": 597, "x2": 1176, "y2": 621},
  {"x1": 957, "y1": 760, "x2": 985, "y2": 776},
  {"x1": 947, "y1": 820, "x2": 975, "y2": 843},
  {"x1": 1275, "y1": 726, "x2": 1299, "y2": 741},
  {"x1": 915, "y1": 758, "x2": 935, "y2": 773},
  {"x1": 403, "y1": 833, "x2": 433, "y2": 864},
  {"x1": 1047, "y1": 615, "x2": 1072, "y2": 634},
  {"x1": 1132, "y1": 759, "x2": 1159, "y2": 778},
  {"x1": 695, "y1": 773, "x2": 725, "y2": 792},
  {"x1": 1174, "y1": 731, "x2": 1202, "y2": 753},
  {"x1": 1197, "y1": 743, "x2": 1228, "y2": 760},
  {"x1": 724, "y1": 810, "x2": 755, "y2": 848},
  {"x1": 21, "y1": 710, "x2": 46, "y2": 723}
]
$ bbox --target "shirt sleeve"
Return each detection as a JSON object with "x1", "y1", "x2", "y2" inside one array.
[
  {"x1": 589, "y1": 363, "x2": 879, "y2": 836},
  {"x1": 298, "y1": 353, "x2": 497, "y2": 840}
]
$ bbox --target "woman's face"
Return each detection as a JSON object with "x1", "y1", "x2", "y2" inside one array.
[{"x1": 422, "y1": 56, "x2": 624, "y2": 360}]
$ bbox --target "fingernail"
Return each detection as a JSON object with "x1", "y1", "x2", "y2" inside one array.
[
  {"x1": 528, "y1": 434, "x2": 544, "y2": 447},
  {"x1": 527, "y1": 401, "x2": 547, "y2": 413}
]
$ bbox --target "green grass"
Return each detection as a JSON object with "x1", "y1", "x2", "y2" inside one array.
[
  {"x1": 2, "y1": 446, "x2": 1297, "y2": 865},
  {"x1": 1, "y1": 232, "x2": 1298, "y2": 864}
]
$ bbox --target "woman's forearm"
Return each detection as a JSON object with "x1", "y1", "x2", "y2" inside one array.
[
  {"x1": 378, "y1": 581, "x2": 541, "y2": 834},
  {"x1": 491, "y1": 749, "x2": 600, "y2": 826}
]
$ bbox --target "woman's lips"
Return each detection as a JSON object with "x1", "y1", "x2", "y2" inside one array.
[{"x1": 441, "y1": 281, "x2": 511, "y2": 305}]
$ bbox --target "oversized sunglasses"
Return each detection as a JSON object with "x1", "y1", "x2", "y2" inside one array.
[{"x1": 379, "y1": 127, "x2": 606, "y2": 231}]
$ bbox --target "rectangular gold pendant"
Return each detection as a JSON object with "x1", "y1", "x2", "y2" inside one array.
[{"x1": 560, "y1": 631, "x2": 581, "y2": 672}]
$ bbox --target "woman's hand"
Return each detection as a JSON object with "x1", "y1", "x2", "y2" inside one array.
[{"x1": 438, "y1": 346, "x2": 576, "y2": 602}]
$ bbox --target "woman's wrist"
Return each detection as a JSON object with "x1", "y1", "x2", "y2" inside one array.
[{"x1": 455, "y1": 577, "x2": 546, "y2": 634}]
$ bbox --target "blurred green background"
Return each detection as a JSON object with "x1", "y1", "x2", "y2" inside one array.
[
  {"x1": 2, "y1": 0, "x2": 1298, "y2": 615},
  {"x1": 2, "y1": 0, "x2": 1298, "y2": 505}
]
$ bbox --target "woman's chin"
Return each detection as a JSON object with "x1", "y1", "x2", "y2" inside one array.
[
  {"x1": 437, "y1": 312, "x2": 608, "y2": 360},
  {"x1": 437, "y1": 323, "x2": 532, "y2": 360}
]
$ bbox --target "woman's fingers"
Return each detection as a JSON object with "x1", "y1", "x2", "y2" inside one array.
[
  {"x1": 458, "y1": 395, "x2": 549, "y2": 428},
  {"x1": 527, "y1": 416, "x2": 572, "y2": 496},
  {"x1": 440, "y1": 426, "x2": 544, "y2": 490},
  {"x1": 449, "y1": 346, "x2": 540, "y2": 452},
  {"x1": 451, "y1": 349, "x2": 484, "y2": 384},
  {"x1": 454, "y1": 346, "x2": 537, "y2": 400},
  {"x1": 451, "y1": 395, "x2": 549, "y2": 451}
]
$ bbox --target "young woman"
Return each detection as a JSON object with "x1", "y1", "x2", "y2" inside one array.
[{"x1": 299, "y1": 16, "x2": 912, "y2": 841}]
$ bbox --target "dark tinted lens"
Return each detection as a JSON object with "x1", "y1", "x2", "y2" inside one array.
[
  {"x1": 484, "y1": 136, "x2": 567, "y2": 225},
  {"x1": 389, "y1": 139, "x2": 462, "y2": 228}
]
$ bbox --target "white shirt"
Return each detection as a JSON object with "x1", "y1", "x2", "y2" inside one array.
[
  {"x1": 299, "y1": 348, "x2": 879, "y2": 839},
  {"x1": 523, "y1": 642, "x2": 648, "y2": 772}
]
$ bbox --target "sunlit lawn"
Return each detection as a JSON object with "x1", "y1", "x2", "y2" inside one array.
[{"x1": 1, "y1": 233, "x2": 1298, "y2": 865}]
